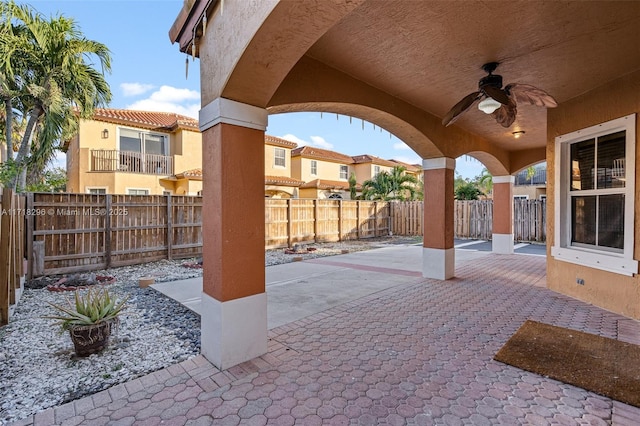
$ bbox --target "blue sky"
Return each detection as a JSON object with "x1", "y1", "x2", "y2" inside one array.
[{"x1": 22, "y1": 0, "x2": 484, "y2": 179}]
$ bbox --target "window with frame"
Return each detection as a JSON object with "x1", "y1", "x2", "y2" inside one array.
[
  {"x1": 127, "y1": 189, "x2": 149, "y2": 195},
  {"x1": 274, "y1": 148, "x2": 286, "y2": 167},
  {"x1": 87, "y1": 188, "x2": 106, "y2": 194},
  {"x1": 552, "y1": 114, "x2": 637, "y2": 275},
  {"x1": 120, "y1": 128, "x2": 168, "y2": 155},
  {"x1": 374, "y1": 165, "x2": 381, "y2": 176},
  {"x1": 310, "y1": 160, "x2": 317, "y2": 175},
  {"x1": 339, "y1": 165, "x2": 348, "y2": 180}
]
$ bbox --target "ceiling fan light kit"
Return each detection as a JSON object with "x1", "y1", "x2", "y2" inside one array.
[
  {"x1": 442, "y1": 62, "x2": 558, "y2": 128},
  {"x1": 478, "y1": 97, "x2": 501, "y2": 114}
]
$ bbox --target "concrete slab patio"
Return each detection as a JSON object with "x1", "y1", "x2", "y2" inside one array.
[
  {"x1": 151, "y1": 240, "x2": 542, "y2": 328},
  {"x1": 14, "y1": 245, "x2": 640, "y2": 426}
]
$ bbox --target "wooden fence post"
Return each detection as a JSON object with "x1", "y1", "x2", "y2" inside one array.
[
  {"x1": 166, "y1": 194, "x2": 173, "y2": 260},
  {"x1": 0, "y1": 189, "x2": 12, "y2": 325},
  {"x1": 313, "y1": 199, "x2": 319, "y2": 243},
  {"x1": 338, "y1": 200, "x2": 343, "y2": 241},
  {"x1": 373, "y1": 201, "x2": 378, "y2": 237},
  {"x1": 286, "y1": 199, "x2": 292, "y2": 248},
  {"x1": 104, "y1": 194, "x2": 112, "y2": 269},
  {"x1": 26, "y1": 193, "x2": 34, "y2": 280},
  {"x1": 356, "y1": 201, "x2": 360, "y2": 239},
  {"x1": 8, "y1": 197, "x2": 16, "y2": 305}
]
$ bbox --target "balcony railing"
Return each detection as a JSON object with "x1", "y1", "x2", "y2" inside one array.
[
  {"x1": 515, "y1": 168, "x2": 547, "y2": 186},
  {"x1": 91, "y1": 150, "x2": 174, "y2": 175}
]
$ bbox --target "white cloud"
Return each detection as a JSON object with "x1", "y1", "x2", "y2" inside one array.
[
  {"x1": 309, "y1": 136, "x2": 333, "y2": 149},
  {"x1": 279, "y1": 134, "x2": 334, "y2": 150},
  {"x1": 120, "y1": 83, "x2": 155, "y2": 97},
  {"x1": 393, "y1": 142, "x2": 411, "y2": 151},
  {"x1": 125, "y1": 85, "x2": 200, "y2": 118},
  {"x1": 280, "y1": 134, "x2": 307, "y2": 145}
]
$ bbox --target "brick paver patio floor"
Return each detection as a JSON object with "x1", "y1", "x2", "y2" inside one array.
[{"x1": 15, "y1": 254, "x2": 640, "y2": 425}]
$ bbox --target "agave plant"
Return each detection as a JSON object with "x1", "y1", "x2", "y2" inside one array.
[{"x1": 46, "y1": 288, "x2": 128, "y2": 330}]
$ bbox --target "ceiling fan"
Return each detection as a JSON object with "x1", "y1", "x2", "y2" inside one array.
[{"x1": 442, "y1": 62, "x2": 558, "y2": 128}]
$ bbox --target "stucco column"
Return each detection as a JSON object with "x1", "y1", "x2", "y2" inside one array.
[
  {"x1": 492, "y1": 175, "x2": 515, "y2": 254},
  {"x1": 422, "y1": 158, "x2": 455, "y2": 280},
  {"x1": 199, "y1": 98, "x2": 268, "y2": 370}
]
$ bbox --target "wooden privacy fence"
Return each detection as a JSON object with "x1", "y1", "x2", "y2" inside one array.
[
  {"x1": 454, "y1": 200, "x2": 493, "y2": 240},
  {"x1": 0, "y1": 189, "x2": 26, "y2": 326},
  {"x1": 27, "y1": 195, "x2": 391, "y2": 276},
  {"x1": 390, "y1": 201, "x2": 423, "y2": 236},
  {"x1": 29, "y1": 193, "x2": 203, "y2": 276},
  {"x1": 25, "y1": 195, "x2": 546, "y2": 278},
  {"x1": 264, "y1": 199, "x2": 391, "y2": 248},
  {"x1": 393, "y1": 199, "x2": 547, "y2": 242},
  {"x1": 513, "y1": 198, "x2": 547, "y2": 242}
]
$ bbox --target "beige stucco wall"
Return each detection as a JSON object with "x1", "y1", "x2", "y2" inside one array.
[
  {"x1": 547, "y1": 69, "x2": 640, "y2": 319},
  {"x1": 298, "y1": 187, "x2": 349, "y2": 200},
  {"x1": 71, "y1": 119, "x2": 203, "y2": 195},
  {"x1": 264, "y1": 145, "x2": 291, "y2": 177},
  {"x1": 353, "y1": 163, "x2": 392, "y2": 183},
  {"x1": 172, "y1": 129, "x2": 203, "y2": 174},
  {"x1": 512, "y1": 186, "x2": 546, "y2": 200},
  {"x1": 292, "y1": 157, "x2": 351, "y2": 183},
  {"x1": 265, "y1": 185, "x2": 297, "y2": 198}
]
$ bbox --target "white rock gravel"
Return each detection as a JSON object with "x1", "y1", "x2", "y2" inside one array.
[{"x1": 0, "y1": 236, "x2": 419, "y2": 423}]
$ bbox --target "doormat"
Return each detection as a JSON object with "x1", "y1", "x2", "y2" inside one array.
[{"x1": 494, "y1": 320, "x2": 640, "y2": 408}]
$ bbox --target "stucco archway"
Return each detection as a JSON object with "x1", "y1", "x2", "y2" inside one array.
[{"x1": 170, "y1": 0, "x2": 640, "y2": 368}]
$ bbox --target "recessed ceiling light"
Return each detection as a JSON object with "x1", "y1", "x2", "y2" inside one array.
[{"x1": 512, "y1": 131, "x2": 526, "y2": 139}]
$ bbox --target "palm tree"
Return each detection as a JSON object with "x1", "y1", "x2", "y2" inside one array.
[
  {"x1": 361, "y1": 171, "x2": 391, "y2": 201},
  {"x1": 0, "y1": 0, "x2": 34, "y2": 162},
  {"x1": 477, "y1": 167, "x2": 493, "y2": 196},
  {"x1": 0, "y1": 1, "x2": 111, "y2": 189},
  {"x1": 386, "y1": 166, "x2": 418, "y2": 200},
  {"x1": 348, "y1": 172, "x2": 358, "y2": 200},
  {"x1": 361, "y1": 166, "x2": 419, "y2": 201}
]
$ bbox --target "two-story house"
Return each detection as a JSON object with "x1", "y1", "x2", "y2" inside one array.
[
  {"x1": 65, "y1": 108, "x2": 202, "y2": 195},
  {"x1": 291, "y1": 146, "x2": 358, "y2": 199},
  {"x1": 66, "y1": 109, "x2": 418, "y2": 199},
  {"x1": 352, "y1": 154, "x2": 403, "y2": 181},
  {"x1": 264, "y1": 135, "x2": 304, "y2": 198}
]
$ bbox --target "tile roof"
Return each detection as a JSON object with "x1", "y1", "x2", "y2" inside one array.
[
  {"x1": 388, "y1": 159, "x2": 422, "y2": 173},
  {"x1": 300, "y1": 179, "x2": 361, "y2": 190},
  {"x1": 88, "y1": 108, "x2": 200, "y2": 132},
  {"x1": 265, "y1": 135, "x2": 298, "y2": 149},
  {"x1": 175, "y1": 168, "x2": 203, "y2": 180},
  {"x1": 291, "y1": 146, "x2": 354, "y2": 164},
  {"x1": 264, "y1": 175, "x2": 304, "y2": 187},
  {"x1": 172, "y1": 170, "x2": 304, "y2": 187},
  {"x1": 352, "y1": 154, "x2": 399, "y2": 167}
]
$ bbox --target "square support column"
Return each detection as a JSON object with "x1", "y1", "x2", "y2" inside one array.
[
  {"x1": 492, "y1": 175, "x2": 515, "y2": 254},
  {"x1": 422, "y1": 158, "x2": 455, "y2": 280},
  {"x1": 199, "y1": 98, "x2": 268, "y2": 370}
]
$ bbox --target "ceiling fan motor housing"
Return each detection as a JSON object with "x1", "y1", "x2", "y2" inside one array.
[{"x1": 479, "y1": 74, "x2": 503, "y2": 90}]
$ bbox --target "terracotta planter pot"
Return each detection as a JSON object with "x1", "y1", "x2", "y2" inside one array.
[{"x1": 68, "y1": 320, "x2": 113, "y2": 357}]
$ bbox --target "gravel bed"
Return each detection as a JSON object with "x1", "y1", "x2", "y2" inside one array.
[{"x1": 0, "y1": 236, "x2": 419, "y2": 423}]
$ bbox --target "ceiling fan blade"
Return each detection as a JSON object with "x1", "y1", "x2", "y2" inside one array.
[
  {"x1": 491, "y1": 100, "x2": 517, "y2": 128},
  {"x1": 442, "y1": 91, "x2": 481, "y2": 127},
  {"x1": 482, "y1": 85, "x2": 511, "y2": 105},
  {"x1": 505, "y1": 83, "x2": 558, "y2": 108}
]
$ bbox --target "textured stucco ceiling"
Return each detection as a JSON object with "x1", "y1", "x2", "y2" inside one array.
[
  {"x1": 173, "y1": 0, "x2": 640, "y2": 171},
  {"x1": 304, "y1": 0, "x2": 640, "y2": 152}
]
